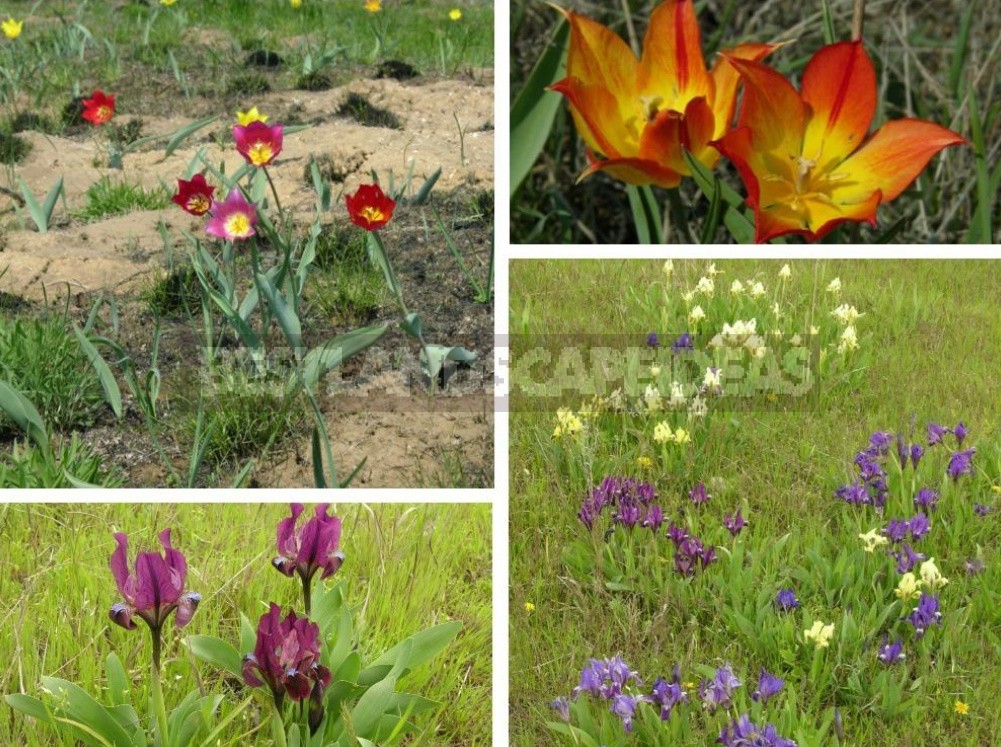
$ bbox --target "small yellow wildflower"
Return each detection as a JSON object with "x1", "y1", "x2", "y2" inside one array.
[
  {"x1": 524, "y1": 601, "x2": 535, "y2": 614},
  {"x1": 991, "y1": 485, "x2": 1001, "y2": 494},
  {"x1": 858, "y1": 528, "x2": 888, "y2": 553},
  {"x1": 653, "y1": 421, "x2": 674, "y2": 445},
  {"x1": 160, "y1": 0, "x2": 177, "y2": 5},
  {"x1": 663, "y1": 259, "x2": 674, "y2": 279},
  {"x1": 919, "y1": 558, "x2": 949, "y2": 590},
  {"x1": 364, "y1": 0, "x2": 382, "y2": 12},
  {"x1": 449, "y1": 8, "x2": 462, "y2": 20},
  {"x1": 803, "y1": 620, "x2": 834, "y2": 649},
  {"x1": 236, "y1": 106, "x2": 268, "y2": 126},
  {"x1": 1, "y1": 17, "x2": 23, "y2": 39},
  {"x1": 636, "y1": 456, "x2": 653, "y2": 470},
  {"x1": 291, "y1": 0, "x2": 303, "y2": 6},
  {"x1": 673, "y1": 427, "x2": 691, "y2": 445},
  {"x1": 553, "y1": 407, "x2": 583, "y2": 440},
  {"x1": 894, "y1": 572, "x2": 920, "y2": 602},
  {"x1": 954, "y1": 700, "x2": 969, "y2": 715},
  {"x1": 827, "y1": 277, "x2": 842, "y2": 295},
  {"x1": 689, "y1": 305, "x2": 705, "y2": 324}
]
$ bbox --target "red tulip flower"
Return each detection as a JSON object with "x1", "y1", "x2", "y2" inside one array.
[
  {"x1": 233, "y1": 121, "x2": 284, "y2": 167},
  {"x1": 548, "y1": 0, "x2": 776, "y2": 188},
  {"x1": 713, "y1": 41, "x2": 967, "y2": 243},
  {"x1": 172, "y1": 173, "x2": 215, "y2": 216},
  {"x1": 345, "y1": 183, "x2": 396, "y2": 231},
  {"x1": 82, "y1": 89, "x2": 115, "y2": 126}
]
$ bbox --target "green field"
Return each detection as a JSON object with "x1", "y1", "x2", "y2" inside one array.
[
  {"x1": 510, "y1": 260, "x2": 1001, "y2": 746},
  {"x1": 0, "y1": 502, "x2": 491, "y2": 746}
]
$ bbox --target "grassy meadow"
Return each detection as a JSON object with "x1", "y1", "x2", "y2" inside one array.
[
  {"x1": 0, "y1": 502, "x2": 491, "y2": 746},
  {"x1": 510, "y1": 0, "x2": 999, "y2": 243},
  {"x1": 509, "y1": 259, "x2": 1001, "y2": 746}
]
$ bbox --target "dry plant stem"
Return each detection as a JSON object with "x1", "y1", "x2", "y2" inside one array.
[
  {"x1": 619, "y1": 0, "x2": 639, "y2": 57},
  {"x1": 852, "y1": 0, "x2": 866, "y2": 41}
]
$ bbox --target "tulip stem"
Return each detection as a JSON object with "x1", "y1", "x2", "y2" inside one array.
[
  {"x1": 852, "y1": 0, "x2": 865, "y2": 41},
  {"x1": 149, "y1": 627, "x2": 170, "y2": 747},
  {"x1": 262, "y1": 166, "x2": 285, "y2": 223}
]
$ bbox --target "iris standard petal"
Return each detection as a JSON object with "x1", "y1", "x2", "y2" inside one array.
[
  {"x1": 175, "y1": 591, "x2": 201, "y2": 628},
  {"x1": 829, "y1": 118, "x2": 968, "y2": 203},
  {"x1": 109, "y1": 533, "x2": 132, "y2": 599},
  {"x1": 800, "y1": 41, "x2": 876, "y2": 173},
  {"x1": 159, "y1": 528, "x2": 187, "y2": 585},
  {"x1": 276, "y1": 503, "x2": 305, "y2": 559}
]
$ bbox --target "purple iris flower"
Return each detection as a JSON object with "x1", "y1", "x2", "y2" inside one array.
[
  {"x1": 243, "y1": 603, "x2": 332, "y2": 731},
  {"x1": 751, "y1": 668, "x2": 785, "y2": 703},
  {"x1": 649, "y1": 666, "x2": 688, "y2": 721},
  {"x1": 965, "y1": 558, "x2": 986, "y2": 575},
  {"x1": 724, "y1": 510, "x2": 747, "y2": 537},
  {"x1": 675, "y1": 536, "x2": 715, "y2": 576},
  {"x1": 896, "y1": 434, "x2": 908, "y2": 467},
  {"x1": 974, "y1": 503, "x2": 992, "y2": 517},
  {"x1": 835, "y1": 482, "x2": 870, "y2": 506},
  {"x1": 614, "y1": 497, "x2": 644, "y2": 528},
  {"x1": 109, "y1": 529, "x2": 201, "y2": 635},
  {"x1": 550, "y1": 696, "x2": 571, "y2": 722},
  {"x1": 914, "y1": 487, "x2": 939, "y2": 512},
  {"x1": 606, "y1": 656, "x2": 642, "y2": 695},
  {"x1": 869, "y1": 431, "x2": 894, "y2": 455},
  {"x1": 877, "y1": 637, "x2": 905, "y2": 665},
  {"x1": 700, "y1": 545, "x2": 717, "y2": 568},
  {"x1": 611, "y1": 693, "x2": 639, "y2": 732},
  {"x1": 947, "y1": 449, "x2": 976, "y2": 481},
  {"x1": 573, "y1": 659, "x2": 607, "y2": 699},
  {"x1": 647, "y1": 331, "x2": 660, "y2": 348},
  {"x1": 883, "y1": 519, "x2": 909, "y2": 543},
  {"x1": 907, "y1": 513, "x2": 931, "y2": 540},
  {"x1": 578, "y1": 496, "x2": 603, "y2": 530},
  {"x1": 672, "y1": 332, "x2": 694, "y2": 354},
  {"x1": 893, "y1": 543, "x2": 926, "y2": 574},
  {"x1": 718, "y1": 714, "x2": 798, "y2": 747},
  {"x1": 910, "y1": 444, "x2": 924, "y2": 469},
  {"x1": 907, "y1": 593, "x2": 942, "y2": 637},
  {"x1": 927, "y1": 422, "x2": 948, "y2": 446},
  {"x1": 689, "y1": 482, "x2": 711, "y2": 505},
  {"x1": 642, "y1": 504, "x2": 665, "y2": 531},
  {"x1": 273, "y1": 504, "x2": 344, "y2": 608},
  {"x1": 954, "y1": 420, "x2": 968, "y2": 446},
  {"x1": 699, "y1": 665, "x2": 741, "y2": 712},
  {"x1": 775, "y1": 588, "x2": 799, "y2": 612},
  {"x1": 666, "y1": 523, "x2": 689, "y2": 546}
]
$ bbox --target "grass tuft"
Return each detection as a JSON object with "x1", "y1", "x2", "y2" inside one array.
[
  {"x1": 73, "y1": 176, "x2": 172, "y2": 222},
  {"x1": 337, "y1": 92, "x2": 403, "y2": 130}
]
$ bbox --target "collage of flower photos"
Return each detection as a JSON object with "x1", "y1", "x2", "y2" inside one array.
[{"x1": 2, "y1": 0, "x2": 1000, "y2": 746}]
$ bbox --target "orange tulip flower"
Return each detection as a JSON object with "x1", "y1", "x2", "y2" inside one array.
[
  {"x1": 713, "y1": 41, "x2": 967, "y2": 243},
  {"x1": 548, "y1": 0, "x2": 776, "y2": 189}
]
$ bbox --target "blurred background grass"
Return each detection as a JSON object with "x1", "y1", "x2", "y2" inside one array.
[
  {"x1": 0, "y1": 502, "x2": 491, "y2": 746},
  {"x1": 509, "y1": 259, "x2": 1001, "y2": 744},
  {"x1": 510, "y1": 0, "x2": 999, "y2": 243}
]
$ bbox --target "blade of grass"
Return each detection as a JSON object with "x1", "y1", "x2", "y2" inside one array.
[
  {"x1": 72, "y1": 327, "x2": 123, "y2": 419},
  {"x1": 510, "y1": 18, "x2": 569, "y2": 197},
  {"x1": 967, "y1": 88, "x2": 993, "y2": 243}
]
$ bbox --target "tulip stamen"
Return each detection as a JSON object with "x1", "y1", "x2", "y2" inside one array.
[{"x1": 640, "y1": 95, "x2": 664, "y2": 123}]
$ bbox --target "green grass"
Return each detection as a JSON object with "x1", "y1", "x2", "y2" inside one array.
[
  {"x1": 307, "y1": 227, "x2": 388, "y2": 325},
  {"x1": 509, "y1": 259, "x2": 1001, "y2": 746},
  {"x1": 511, "y1": 0, "x2": 1000, "y2": 243},
  {"x1": 0, "y1": 502, "x2": 491, "y2": 746},
  {"x1": 72, "y1": 176, "x2": 172, "y2": 222},
  {"x1": 0, "y1": 434, "x2": 125, "y2": 488},
  {"x1": 0, "y1": 314, "x2": 105, "y2": 432}
]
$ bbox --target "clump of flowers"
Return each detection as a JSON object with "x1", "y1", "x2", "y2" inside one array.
[{"x1": 577, "y1": 476, "x2": 662, "y2": 531}]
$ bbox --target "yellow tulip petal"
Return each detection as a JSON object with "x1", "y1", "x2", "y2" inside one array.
[
  {"x1": 637, "y1": 0, "x2": 711, "y2": 110},
  {"x1": 709, "y1": 42, "x2": 777, "y2": 139}
]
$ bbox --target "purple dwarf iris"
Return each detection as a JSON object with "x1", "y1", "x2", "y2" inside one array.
[
  {"x1": 751, "y1": 668, "x2": 785, "y2": 703},
  {"x1": 666, "y1": 523, "x2": 689, "y2": 546},
  {"x1": 974, "y1": 503, "x2": 992, "y2": 517},
  {"x1": 877, "y1": 637, "x2": 905, "y2": 665},
  {"x1": 611, "y1": 693, "x2": 639, "y2": 732},
  {"x1": 243, "y1": 603, "x2": 332, "y2": 732},
  {"x1": 724, "y1": 510, "x2": 747, "y2": 537},
  {"x1": 647, "y1": 331, "x2": 660, "y2": 348},
  {"x1": 273, "y1": 504, "x2": 344, "y2": 613},
  {"x1": 907, "y1": 593, "x2": 942, "y2": 637},
  {"x1": 893, "y1": 543, "x2": 926, "y2": 574},
  {"x1": 835, "y1": 481, "x2": 870, "y2": 506},
  {"x1": 965, "y1": 558, "x2": 986, "y2": 575},
  {"x1": 698, "y1": 665, "x2": 741, "y2": 712},
  {"x1": 675, "y1": 536, "x2": 715, "y2": 576},
  {"x1": 550, "y1": 696, "x2": 571, "y2": 722},
  {"x1": 954, "y1": 420, "x2": 968, "y2": 446},
  {"x1": 947, "y1": 449, "x2": 976, "y2": 481},
  {"x1": 908, "y1": 513, "x2": 931, "y2": 540},
  {"x1": 927, "y1": 422, "x2": 949, "y2": 446},
  {"x1": 869, "y1": 431, "x2": 894, "y2": 455},
  {"x1": 689, "y1": 482, "x2": 711, "y2": 505},
  {"x1": 642, "y1": 504, "x2": 665, "y2": 531},
  {"x1": 109, "y1": 529, "x2": 201, "y2": 638},
  {"x1": 672, "y1": 332, "x2": 694, "y2": 354},
  {"x1": 910, "y1": 444, "x2": 924, "y2": 469},
  {"x1": 775, "y1": 588, "x2": 799, "y2": 612},
  {"x1": 573, "y1": 657, "x2": 641, "y2": 701},
  {"x1": 580, "y1": 477, "x2": 661, "y2": 533},
  {"x1": 648, "y1": 666, "x2": 688, "y2": 721},
  {"x1": 883, "y1": 519, "x2": 909, "y2": 543},
  {"x1": 718, "y1": 714, "x2": 798, "y2": 747},
  {"x1": 914, "y1": 487, "x2": 940, "y2": 512}
]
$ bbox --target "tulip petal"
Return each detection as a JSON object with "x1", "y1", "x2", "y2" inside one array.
[
  {"x1": 637, "y1": 0, "x2": 711, "y2": 110},
  {"x1": 709, "y1": 42, "x2": 777, "y2": 139},
  {"x1": 727, "y1": 56, "x2": 806, "y2": 157},
  {"x1": 580, "y1": 152, "x2": 682, "y2": 188},
  {"x1": 801, "y1": 41, "x2": 877, "y2": 172},
  {"x1": 550, "y1": 8, "x2": 640, "y2": 157},
  {"x1": 831, "y1": 118, "x2": 967, "y2": 203}
]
